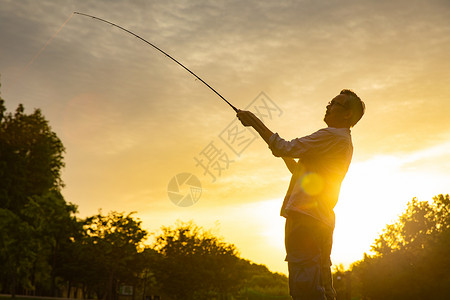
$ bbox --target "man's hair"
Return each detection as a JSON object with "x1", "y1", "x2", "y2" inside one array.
[{"x1": 340, "y1": 89, "x2": 365, "y2": 127}]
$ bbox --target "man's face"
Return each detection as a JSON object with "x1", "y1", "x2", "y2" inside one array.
[{"x1": 324, "y1": 94, "x2": 350, "y2": 127}]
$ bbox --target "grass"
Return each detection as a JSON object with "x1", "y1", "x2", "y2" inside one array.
[{"x1": 1, "y1": 295, "x2": 69, "y2": 300}]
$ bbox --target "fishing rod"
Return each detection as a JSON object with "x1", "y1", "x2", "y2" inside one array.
[{"x1": 73, "y1": 12, "x2": 239, "y2": 113}]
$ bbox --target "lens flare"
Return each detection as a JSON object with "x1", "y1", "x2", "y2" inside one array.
[{"x1": 301, "y1": 172, "x2": 324, "y2": 196}]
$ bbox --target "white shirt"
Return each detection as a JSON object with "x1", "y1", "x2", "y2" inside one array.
[{"x1": 268, "y1": 127, "x2": 353, "y2": 228}]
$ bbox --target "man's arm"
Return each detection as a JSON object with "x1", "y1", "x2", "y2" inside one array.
[
  {"x1": 236, "y1": 110, "x2": 273, "y2": 144},
  {"x1": 282, "y1": 157, "x2": 297, "y2": 174},
  {"x1": 237, "y1": 110, "x2": 297, "y2": 174}
]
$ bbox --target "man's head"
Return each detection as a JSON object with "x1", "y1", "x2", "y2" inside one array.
[{"x1": 324, "y1": 89, "x2": 365, "y2": 128}]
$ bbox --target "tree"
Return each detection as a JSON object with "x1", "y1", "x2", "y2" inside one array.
[
  {"x1": 151, "y1": 221, "x2": 243, "y2": 300},
  {"x1": 148, "y1": 221, "x2": 290, "y2": 300},
  {"x1": 0, "y1": 98, "x2": 65, "y2": 213},
  {"x1": 0, "y1": 92, "x2": 69, "y2": 297},
  {"x1": 0, "y1": 208, "x2": 36, "y2": 298},
  {"x1": 350, "y1": 194, "x2": 450, "y2": 300},
  {"x1": 134, "y1": 248, "x2": 161, "y2": 300},
  {"x1": 20, "y1": 191, "x2": 79, "y2": 296},
  {"x1": 77, "y1": 211, "x2": 148, "y2": 300},
  {"x1": 238, "y1": 261, "x2": 289, "y2": 300}
]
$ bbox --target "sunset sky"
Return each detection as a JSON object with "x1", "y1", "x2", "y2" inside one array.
[{"x1": 1, "y1": 0, "x2": 449, "y2": 274}]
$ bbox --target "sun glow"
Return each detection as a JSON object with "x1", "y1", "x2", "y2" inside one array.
[{"x1": 332, "y1": 143, "x2": 450, "y2": 267}]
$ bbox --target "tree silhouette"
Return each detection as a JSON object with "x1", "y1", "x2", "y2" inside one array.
[
  {"x1": 151, "y1": 221, "x2": 243, "y2": 300},
  {"x1": 0, "y1": 99, "x2": 65, "y2": 213},
  {"x1": 79, "y1": 211, "x2": 148, "y2": 300},
  {"x1": 0, "y1": 93, "x2": 70, "y2": 297},
  {"x1": 149, "y1": 221, "x2": 290, "y2": 299},
  {"x1": 351, "y1": 194, "x2": 450, "y2": 300},
  {"x1": 21, "y1": 191, "x2": 79, "y2": 296}
]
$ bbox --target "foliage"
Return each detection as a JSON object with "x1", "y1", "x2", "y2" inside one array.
[
  {"x1": 0, "y1": 99, "x2": 65, "y2": 213},
  {"x1": 0, "y1": 208, "x2": 37, "y2": 294},
  {"x1": 0, "y1": 95, "x2": 72, "y2": 297},
  {"x1": 149, "y1": 221, "x2": 289, "y2": 300},
  {"x1": 0, "y1": 193, "x2": 77, "y2": 297},
  {"x1": 235, "y1": 260, "x2": 289, "y2": 299},
  {"x1": 332, "y1": 264, "x2": 351, "y2": 300},
  {"x1": 151, "y1": 221, "x2": 243, "y2": 299},
  {"x1": 75, "y1": 211, "x2": 148, "y2": 300},
  {"x1": 21, "y1": 191, "x2": 79, "y2": 296},
  {"x1": 240, "y1": 256, "x2": 289, "y2": 297},
  {"x1": 350, "y1": 194, "x2": 450, "y2": 300}
]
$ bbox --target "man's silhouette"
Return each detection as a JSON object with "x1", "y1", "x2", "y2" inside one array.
[{"x1": 237, "y1": 89, "x2": 365, "y2": 300}]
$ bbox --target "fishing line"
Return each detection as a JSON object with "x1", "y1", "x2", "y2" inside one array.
[
  {"x1": 73, "y1": 12, "x2": 239, "y2": 113},
  {"x1": 5, "y1": 13, "x2": 74, "y2": 93}
]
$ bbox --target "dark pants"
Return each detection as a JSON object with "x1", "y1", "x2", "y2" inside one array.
[{"x1": 285, "y1": 213, "x2": 336, "y2": 300}]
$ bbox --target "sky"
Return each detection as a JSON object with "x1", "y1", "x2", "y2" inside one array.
[{"x1": 1, "y1": 0, "x2": 450, "y2": 274}]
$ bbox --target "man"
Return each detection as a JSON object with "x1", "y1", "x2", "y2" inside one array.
[{"x1": 237, "y1": 89, "x2": 365, "y2": 300}]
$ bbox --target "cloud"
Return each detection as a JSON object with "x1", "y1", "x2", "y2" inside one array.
[{"x1": 3, "y1": 0, "x2": 449, "y2": 168}]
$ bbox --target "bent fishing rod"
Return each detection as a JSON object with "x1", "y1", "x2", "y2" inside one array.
[{"x1": 74, "y1": 12, "x2": 239, "y2": 113}]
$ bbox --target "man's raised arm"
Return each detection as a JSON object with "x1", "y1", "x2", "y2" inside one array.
[
  {"x1": 236, "y1": 110, "x2": 273, "y2": 144},
  {"x1": 237, "y1": 110, "x2": 297, "y2": 174}
]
